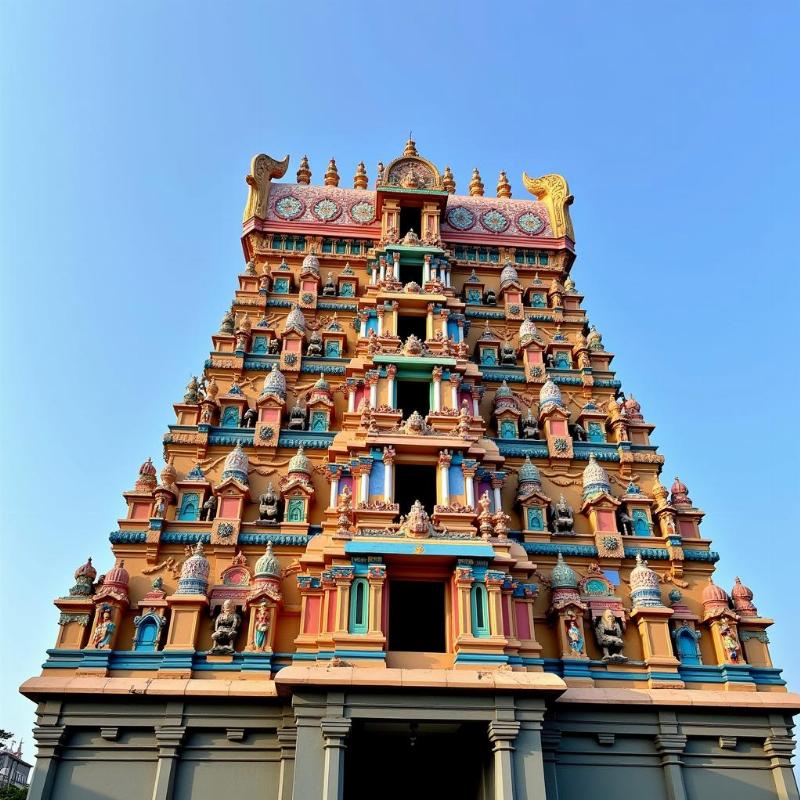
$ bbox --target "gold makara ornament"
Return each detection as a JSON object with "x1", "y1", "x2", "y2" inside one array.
[
  {"x1": 243, "y1": 153, "x2": 290, "y2": 221},
  {"x1": 521, "y1": 172, "x2": 575, "y2": 240}
]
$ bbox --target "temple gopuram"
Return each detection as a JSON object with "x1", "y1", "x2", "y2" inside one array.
[{"x1": 21, "y1": 141, "x2": 799, "y2": 800}]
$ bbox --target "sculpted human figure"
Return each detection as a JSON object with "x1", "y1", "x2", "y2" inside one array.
[
  {"x1": 484, "y1": 288, "x2": 497, "y2": 306},
  {"x1": 288, "y1": 401, "x2": 305, "y2": 431},
  {"x1": 268, "y1": 338, "x2": 280, "y2": 355},
  {"x1": 500, "y1": 339, "x2": 516, "y2": 365},
  {"x1": 551, "y1": 494, "x2": 575, "y2": 535},
  {"x1": 92, "y1": 607, "x2": 115, "y2": 649},
  {"x1": 567, "y1": 619, "x2": 584, "y2": 656},
  {"x1": 618, "y1": 509, "x2": 634, "y2": 536},
  {"x1": 259, "y1": 483, "x2": 279, "y2": 523},
  {"x1": 322, "y1": 272, "x2": 336, "y2": 296},
  {"x1": 200, "y1": 495, "x2": 217, "y2": 522},
  {"x1": 720, "y1": 621, "x2": 741, "y2": 662},
  {"x1": 594, "y1": 608, "x2": 627, "y2": 663},
  {"x1": 241, "y1": 406, "x2": 258, "y2": 428},
  {"x1": 306, "y1": 329, "x2": 323, "y2": 357},
  {"x1": 210, "y1": 599, "x2": 240, "y2": 655},
  {"x1": 521, "y1": 410, "x2": 539, "y2": 440},
  {"x1": 572, "y1": 422, "x2": 587, "y2": 442},
  {"x1": 253, "y1": 602, "x2": 270, "y2": 651},
  {"x1": 184, "y1": 376, "x2": 201, "y2": 404}
]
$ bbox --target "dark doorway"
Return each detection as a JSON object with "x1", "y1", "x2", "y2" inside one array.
[
  {"x1": 394, "y1": 463, "x2": 437, "y2": 516},
  {"x1": 395, "y1": 312, "x2": 426, "y2": 342},
  {"x1": 345, "y1": 721, "x2": 486, "y2": 800},
  {"x1": 395, "y1": 378, "x2": 430, "y2": 417},
  {"x1": 399, "y1": 206, "x2": 422, "y2": 238},
  {"x1": 389, "y1": 580, "x2": 446, "y2": 652}
]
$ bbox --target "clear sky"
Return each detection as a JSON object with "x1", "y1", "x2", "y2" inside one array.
[{"x1": 1, "y1": 0, "x2": 799, "y2": 756}]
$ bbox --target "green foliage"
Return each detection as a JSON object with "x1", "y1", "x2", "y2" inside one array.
[{"x1": 0, "y1": 787, "x2": 28, "y2": 800}]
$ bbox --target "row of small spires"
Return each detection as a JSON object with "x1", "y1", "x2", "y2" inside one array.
[{"x1": 296, "y1": 154, "x2": 514, "y2": 198}]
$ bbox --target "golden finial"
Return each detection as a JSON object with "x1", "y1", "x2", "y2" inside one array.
[
  {"x1": 496, "y1": 170, "x2": 512, "y2": 198},
  {"x1": 403, "y1": 134, "x2": 418, "y2": 157},
  {"x1": 469, "y1": 168, "x2": 484, "y2": 197},
  {"x1": 353, "y1": 161, "x2": 368, "y2": 190},
  {"x1": 324, "y1": 158, "x2": 340, "y2": 187},
  {"x1": 443, "y1": 166, "x2": 456, "y2": 194},
  {"x1": 296, "y1": 155, "x2": 311, "y2": 185}
]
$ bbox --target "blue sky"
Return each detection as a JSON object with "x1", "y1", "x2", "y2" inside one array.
[{"x1": 2, "y1": 1, "x2": 799, "y2": 753}]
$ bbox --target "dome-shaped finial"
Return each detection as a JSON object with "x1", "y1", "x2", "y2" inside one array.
[
  {"x1": 222, "y1": 442, "x2": 249, "y2": 485},
  {"x1": 403, "y1": 135, "x2": 418, "y2": 157},
  {"x1": 176, "y1": 541, "x2": 210, "y2": 595},
  {"x1": 496, "y1": 170, "x2": 512, "y2": 198},
  {"x1": 469, "y1": 168, "x2": 484, "y2": 197},
  {"x1": 551, "y1": 552, "x2": 578, "y2": 589},
  {"x1": 731, "y1": 576, "x2": 758, "y2": 617},
  {"x1": 255, "y1": 541, "x2": 281, "y2": 579},
  {"x1": 629, "y1": 553, "x2": 664, "y2": 608},
  {"x1": 324, "y1": 158, "x2": 340, "y2": 187},
  {"x1": 582, "y1": 453, "x2": 611, "y2": 500},
  {"x1": 443, "y1": 166, "x2": 456, "y2": 194},
  {"x1": 353, "y1": 161, "x2": 368, "y2": 190},
  {"x1": 296, "y1": 155, "x2": 311, "y2": 185}
]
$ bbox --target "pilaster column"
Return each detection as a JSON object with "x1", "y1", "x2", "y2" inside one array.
[
  {"x1": 485, "y1": 571, "x2": 506, "y2": 636},
  {"x1": 151, "y1": 725, "x2": 187, "y2": 800},
  {"x1": 358, "y1": 310, "x2": 369, "y2": 338},
  {"x1": 333, "y1": 573, "x2": 354, "y2": 633},
  {"x1": 540, "y1": 729, "x2": 561, "y2": 800},
  {"x1": 386, "y1": 364, "x2": 397, "y2": 409},
  {"x1": 375, "y1": 305, "x2": 384, "y2": 335},
  {"x1": 446, "y1": 263, "x2": 452, "y2": 288},
  {"x1": 277, "y1": 726, "x2": 298, "y2": 800},
  {"x1": 655, "y1": 734, "x2": 688, "y2": 800},
  {"x1": 426, "y1": 304, "x2": 434, "y2": 340},
  {"x1": 370, "y1": 263, "x2": 378, "y2": 285},
  {"x1": 292, "y1": 709, "x2": 325, "y2": 799},
  {"x1": 431, "y1": 366, "x2": 443, "y2": 412},
  {"x1": 367, "y1": 564, "x2": 386, "y2": 635},
  {"x1": 423, "y1": 254, "x2": 431, "y2": 284},
  {"x1": 449, "y1": 373, "x2": 461, "y2": 409},
  {"x1": 366, "y1": 371, "x2": 378, "y2": 408},
  {"x1": 488, "y1": 720, "x2": 520, "y2": 800},
  {"x1": 327, "y1": 470, "x2": 340, "y2": 510},
  {"x1": 463, "y1": 463, "x2": 477, "y2": 509},
  {"x1": 764, "y1": 736, "x2": 800, "y2": 800},
  {"x1": 379, "y1": 256, "x2": 387, "y2": 282},
  {"x1": 491, "y1": 475, "x2": 504, "y2": 512},
  {"x1": 392, "y1": 252, "x2": 400, "y2": 283},
  {"x1": 438, "y1": 450, "x2": 452, "y2": 506},
  {"x1": 26, "y1": 725, "x2": 66, "y2": 800},
  {"x1": 382, "y1": 447, "x2": 395, "y2": 502},
  {"x1": 346, "y1": 381, "x2": 357, "y2": 413},
  {"x1": 440, "y1": 309, "x2": 449, "y2": 337},
  {"x1": 513, "y1": 720, "x2": 548, "y2": 800},
  {"x1": 356, "y1": 464, "x2": 370, "y2": 504},
  {"x1": 321, "y1": 717, "x2": 352, "y2": 800}
]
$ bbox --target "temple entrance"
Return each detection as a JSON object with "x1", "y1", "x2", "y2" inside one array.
[
  {"x1": 388, "y1": 580, "x2": 446, "y2": 652},
  {"x1": 393, "y1": 463, "x2": 436, "y2": 515},
  {"x1": 395, "y1": 311, "x2": 426, "y2": 342},
  {"x1": 399, "y1": 205, "x2": 422, "y2": 238},
  {"x1": 395, "y1": 377, "x2": 430, "y2": 417},
  {"x1": 344, "y1": 721, "x2": 487, "y2": 799}
]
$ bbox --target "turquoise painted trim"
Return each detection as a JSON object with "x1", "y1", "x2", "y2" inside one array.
[
  {"x1": 523, "y1": 542, "x2": 599, "y2": 557},
  {"x1": 348, "y1": 578, "x2": 369, "y2": 634},
  {"x1": 161, "y1": 532, "x2": 211, "y2": 545},
  {"x1": 43, "y1": 649, "x2": 84, "y2": 669},
  {"x1": 683, "y1": 549, "x2": 720, "y2": 563},
  {"x1": 278, "y1": 433, "x2": 335, "y2": 449},
  {"x1": 317, "y1": 302, "x2": 358, "y2": 311},
  {"x1": 208, "y1": 429, "x2": 255, "y2": 446},
  {"x1": 345, "y1": 541, "x2": 495, "y2": 557},
  {"x1": 496, "y1": 441, "x2": 551, "y2": 458},
  {"x1": 749, "y1": 667, "x2": 786, "y2": 686},
  {"x1": 482, "y1": 371, "x2": 526, "y2": 383},
  {"x1": 470, "y1": 584, "x2": 490, "y2": 637},
  {"x1": 454, "y1": 653, "x2": 509, "y2": 664},
  {"x1": 238, "y1": 533, "x2": 310, "y2": 546},
  {"x1": 109, "y1": 531, "x2": 147, "y2": 544},
  {"x1": 373, "y1": 354, "x2": 456, "y2": 367}
]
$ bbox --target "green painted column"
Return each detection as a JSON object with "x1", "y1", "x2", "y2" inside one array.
[
  {"x1": 540, "y1": 729, "x2": 561, "y2": 800},
  {"x1": 488, "y1": 720, "x2": 520, "y2": 800},
  {"x1": 321, "y1": 717, "x2": 351, "y2": 800},
  {"x1": 655, "y1": 733, "x2": 688, "y2": 800},
  {"x1": 151, "y1": 725, "x2": 186, "y2": 800},
  {"x1": 277, "y1": 726, "x2": 297, "y2": 800},
  {"x1": 513, "y1": 721, "x2": 547, "y2": 800},
  {"x1": 26, "y1": 725, "x2": 65, "y2": 800},
  {"x1": 291, "y1": 708, "x2": 325, "y2": 800},
  {"x1": 764, "y1": 736, "x2": 800, "y2": 800}
]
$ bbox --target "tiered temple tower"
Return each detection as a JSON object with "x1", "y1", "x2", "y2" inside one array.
[{"x1": 22, "y1": 142, "x2": 799, "y2": 800}]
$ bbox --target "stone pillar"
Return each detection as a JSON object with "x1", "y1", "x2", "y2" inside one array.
[
  {"x1": 367, "y1": 565, "x2": 386, "y2": 635},
  {"x1": 432, "y1": 366, "x2": 443, "y2": 412},
  {"x1": 392, "y1": 252, "x2": 400, "y2": 283},
  {"x1": 346, "y1": 382, "x2": 357, "y2": 413},
  {"x1": 423, "y1": 254, "x2": 431, "y2": 284},
  {"x1": 485, "y1": 571, "x2": 506, "y2": 636},
  {"x1": 292, "y1": 708, "x2": 325, "y2": 800},
  {"x1": 379, "y1": 256, "x2": 386, "y2": 282},
  {"x1": 26, "y1": 724, "x2": 66, "y2": 800},
  {"x1": 438, "y1": 450, "x2": 452, "y2": 506},
  {"x1": 764, "y1": 736, "x2": 800, "y2": 800},
  {"x1": 386, "y1": 364, "x2": 397, "y2": 409},
  {"x1": 151, "y1": 725, "x2": 187, "y2": 800},
  {"x1": 277, "y1": 726, "x2": 297, "y2": 800},
  {"x1": 375, "y1": 305, "x2": 384, "y2": 335},
  {"x1": 370, "y1": 263, "x2": 377, "y2": 285},
  {"x1": 488, "y1": 720, "x2": 520, "y2": 800},
  {"x1": 358, "y1": 311, "x2": 368, "y2": 338},
  {"x1": 655, "y1": 733, "x2": 688, "y2": 800},
  {"x1": 357, "y1": 464, "x2": 370, "y2": 505},
  {"x1": 321, "y1": 717, "x2": 352, "y2": 800},
  {"x1": 426, "y1": 305, "x2": 434, "y2": 340},
  {"x1": 513, "y1": 721, "x2": 548, "y2": 800},
  {"x1": 440, "y1": 309, "x2": 449, "y2": 337},
  {"x1": 473, "y1": 394, "x2": 481, "y2": 416},
  {"x1": 446, "y1": 264, "x2": 452, "y2": 288},
  {"x1": 492, "y1": 475, "x2": 503, "y2": 512},
  {"x1": 328, "y1": 473, "x2": 339, "y2": 509},
  {"x1": 382, "y1": 447, "x2": 395, "y2": 502},
  {"x1": 449, "y1": 373, "x2": 461, "y2": 409},
  {"x1": 367, "y1": 371, "x2": 378, "y2": 409}
]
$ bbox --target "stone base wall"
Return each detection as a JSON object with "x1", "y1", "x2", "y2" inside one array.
[{"x1": 25, "y1": 691, "x2": 799, "y2": 800}]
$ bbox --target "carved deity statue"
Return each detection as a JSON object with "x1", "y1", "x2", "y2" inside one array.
[
  {"x1": 184, "y1": 376, "x2": 202, "y2": 404},
  {"x1": 306, "y1": 329, "x2": 323, "y2": 358},
  {"x1": 268, "y1": 337, "x2": 281, "y2": 355},
  {"x1": 720, "y1": 621, "x2": 741, "y2": 662},
  {"x1": 572, "y1": 422, "x2": 587, "y2": 442},
  {"x1": 258, "y1": 483, "x2": 279, "y2": 523},
  {"x1": 288, "y1": 401, "x2": 306, "y2": 431},
  {"x1": 551, "y1": 494, "x2": 575, "y2": 535},
  {"x1": 210, "y1": 599, "x2": 240, "y2": 655},
  {"x1": 500, "y1": 339, "x2": 516, "y2": 366},
  {"x1": 322, "y1": 272, "x2": 336, "y2": 296},
  {"x1": 567, "y1": 619, "x2": 584, "y2": 656},
  {"x1": 618, "y1": 509, "x2": 634, "y2": 536},
  {"x1": 594, "y1": 609, "x2": 627, "y2": 663},
  {"x1": 200, "y1": 495, "x2": 217, "y2": 522},
  {"x1": 484, "y1": 288, "x2": 497, "y2": 306},
  {"x1": 92, "y1": 608, "x2": 115, "y2": 649},
  {"x1": 253, "y1": 602, "x2": 270, "y2": 651},
  {"x1": 521, "y1": 411, "x2": 539, "y2": 440}
]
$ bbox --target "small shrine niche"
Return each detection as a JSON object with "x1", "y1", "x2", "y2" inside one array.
[
  {"x1": 579, "y1": 566, "x2": 629, "y2": 664},
  {"x1": 498, "y1": 260, "x2": 524, "y2": 321},
  {"x1": 525, "y1": 277, "x2": 548, "y2": 310},
  {"x1": 619, "y1": 483, "x2": 655, "y2": 537},
  {"x1": 475, "y1": 323, "x2": 502, "y2": 366},
  {"x1": 307, "y1": 374, "x2": 335, "y2": 432},
  {"x1": 463, "y1": 270, "x2": 485, "y2": 305},
  {"x1": 493, "y1": 381, "x2": 521, "y2": 439},
  {"x1": 132, "y1": 579, "x2": 168, "y2": 652},
  {"x1": 269, "y1": 259, "x2": 294, "y2": 295},
  {"x1": 337, "y1": 263, "x2": 358, "y2": 298},
  {"x1": 322, "y1": 315, "x2": 347, "y2": 358},
  {"x1": 280, "y1": 447, "x2": 316, "y2": 533},
  {"x1": 255, "y1": 365, "x2": 287, "y2": 446},
  {"x1": 574, "y1": 400, "x2": 607, "y2": 444}
]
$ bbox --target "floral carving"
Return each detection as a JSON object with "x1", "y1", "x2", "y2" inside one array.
[
  {"x1": 259, "y1": 426, "x2": 275, "y2": 441},
  {"x1": 446, "y1": 206, "x2": 476, "y2": 231},
  {"x1": 516, "y1": 211, "x2": 546, "y2": 235},
  {"x1": 312, "y1": 198, "x2": 341, "y2": 222},
  {"x1": 274, "y1": 195, "x2": 305, "y2": 220},
  {"x1": 480, "y1": 209, "x2": 510, "y2": 233},
  {"x1": 349, "y1": 200, "x2": 376, "y2": 224}
]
